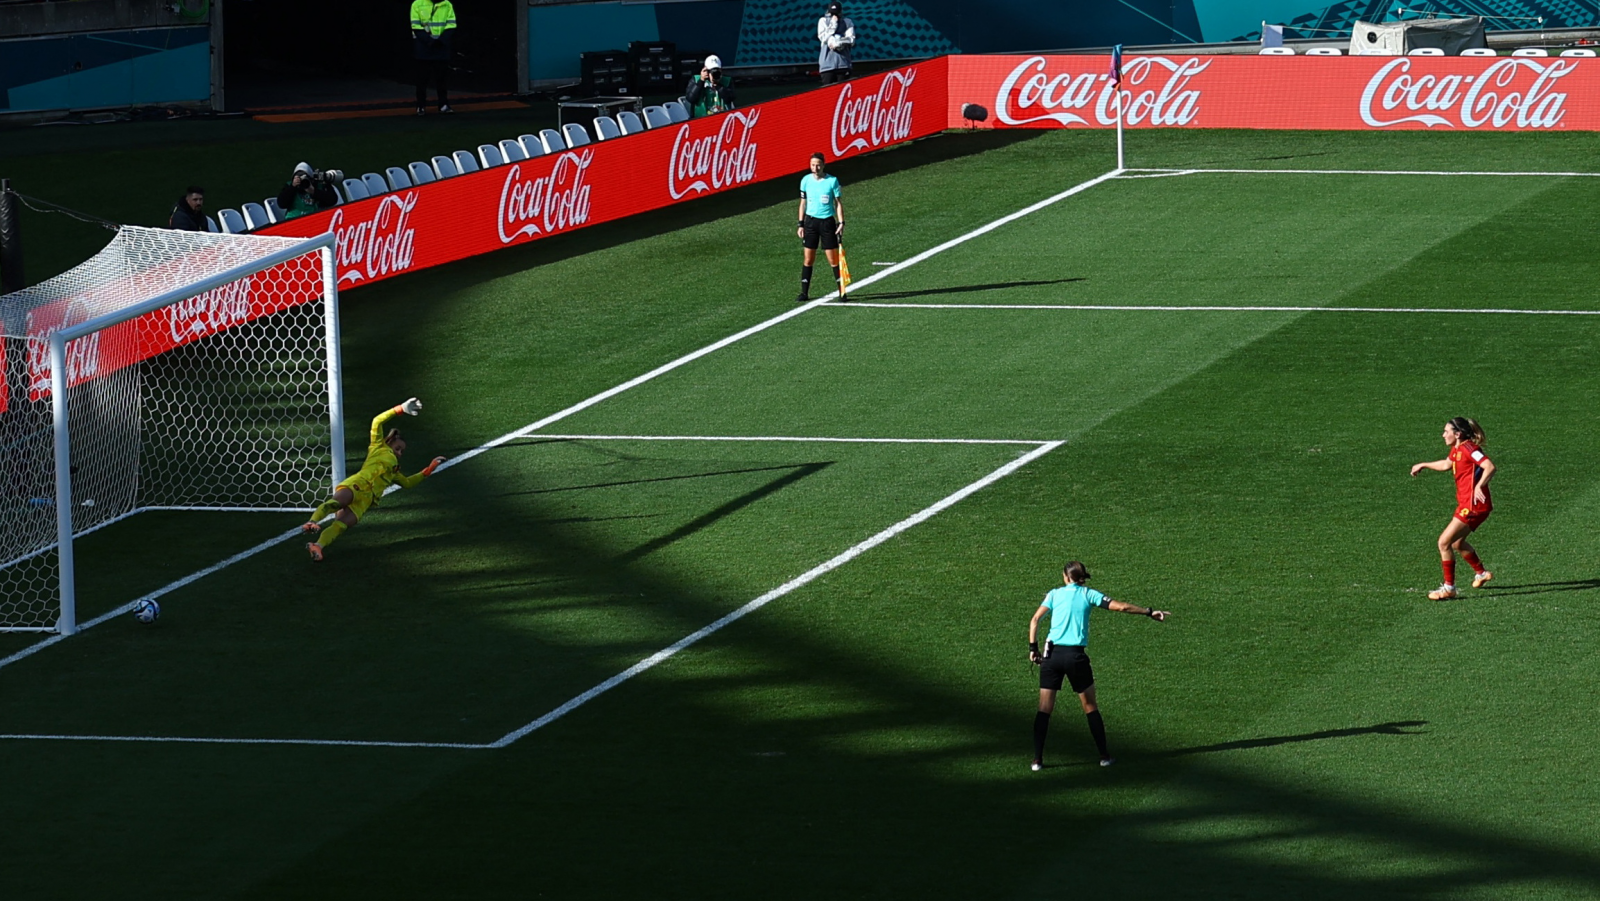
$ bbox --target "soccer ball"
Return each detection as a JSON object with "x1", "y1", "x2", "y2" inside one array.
[{"x1": 133, "y1": 599, "x2": 160, "y2": 624}]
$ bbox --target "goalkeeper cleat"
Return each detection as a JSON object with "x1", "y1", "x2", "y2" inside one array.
[
  {"x1": 1030, "y1": 759, "x2": 1043, "y2": 772},
  {"x1": 1100, "y1": 757, "x2": 1116, "y2": 767},
  {"x1": 306, "y1": 542, "x2": 323, "y2": 562},
  {"x1": 1472, "y1": 571, "x2": 1494, "y2": 589},
  {"x1": 301, "y1": 521, "x2": 321, "y2": 535},
  {"x1": 1428, "y1": 584, "x2": 1457, "y2": 601}
]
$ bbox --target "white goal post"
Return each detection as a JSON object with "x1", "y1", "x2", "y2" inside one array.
[{"x1": 0, "y1": 226, "x2": 344, "y2": 634}]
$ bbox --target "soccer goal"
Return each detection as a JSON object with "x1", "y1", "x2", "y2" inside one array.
[{"x1": 0, "y1": 226, "x2": 344, "y2": 634}]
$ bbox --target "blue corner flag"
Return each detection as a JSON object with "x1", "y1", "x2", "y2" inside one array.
[{"x1": 1110, "y1": 44, "x2": 1123, "y2": 87}]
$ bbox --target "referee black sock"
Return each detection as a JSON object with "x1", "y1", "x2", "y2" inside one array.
[
  {"x1": 801, "y1": 265, "x2": 813, "y2": 294},
  {"x1": 832, "y1": 264, "x2": 841, "y2": 281},
  {"x1": 1033, "y1": 712, "x2": 1050, "y2": 761},
  {"x1": 1086, "y1": 710, "x2": 1109, "y2": 759}
]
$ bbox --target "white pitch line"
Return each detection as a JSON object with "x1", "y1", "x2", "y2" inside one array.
[
  {"x1": 1, "y1": 168, "x2": 1122, "y2": 670},
  {"x1": 527, "y1": 434, "x2": 1050, "y2": 446},
  {"x1": 831, "y1": 302, "x2": 1600, "y2": 316},
  {"x1": 1127, "y1": 167, "x2": 1600, "y2": 178},
  {"x1": 0, "y1": 733, "x2": 489, "y2": 750},
  {"x1": 487, "y1": 440, "x2": 1065, "y2": 748}
]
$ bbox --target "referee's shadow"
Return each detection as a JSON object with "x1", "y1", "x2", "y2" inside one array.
[
  {"x1": 1470, "y1": 578, "x2": 1600, "y2": 597},
  {"x1": 1160, "y1": 720, "x2": 1429, "y2": 759},
  {"x1": 855, "y1": 278, "x2": 1084, "y2": 301}
]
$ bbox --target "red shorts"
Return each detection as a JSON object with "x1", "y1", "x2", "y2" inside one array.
[{"x1": 1453, "y1": 507, "x2": 1491, "y2": 530}]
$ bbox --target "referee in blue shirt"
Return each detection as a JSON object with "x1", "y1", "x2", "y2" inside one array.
[
  {"x1": 795, "y1": 152, "x2": 845, "y2": 303},
  {"x1": 1027, "y1": 561, "x2": 1168, "y2": 770}
]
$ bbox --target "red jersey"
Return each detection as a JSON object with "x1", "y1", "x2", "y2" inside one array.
[{"x1": 1450, "y1": 441, "x2": 1492, "y2": 513}]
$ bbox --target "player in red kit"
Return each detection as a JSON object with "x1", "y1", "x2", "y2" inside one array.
[{"x1": 1410, "y1": 417, "x2": 1496, "y2": 600}]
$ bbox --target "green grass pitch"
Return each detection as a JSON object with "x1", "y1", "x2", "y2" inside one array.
[{"x1": 3, "y1": 127, "x2": 1600, "y2": 899}]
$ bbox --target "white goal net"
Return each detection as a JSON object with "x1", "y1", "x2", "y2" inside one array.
[{"x1": 0, "y1": 226, "x2": 342, "y2": 633}]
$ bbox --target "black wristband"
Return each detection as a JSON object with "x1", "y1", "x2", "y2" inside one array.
[
  {"x1": 1029, "y1": 641, "x2": 1039, "y2": 653},
  {"x1": 797, "y1": 220, "x2": 804, "y2": 228},
  {"x1": 1146, "y1": 608, "x2": 1156, "y2": 618}
]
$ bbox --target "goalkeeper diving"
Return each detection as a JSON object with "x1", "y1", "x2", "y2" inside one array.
[{"x1": 303, "y1": 398, "x2": 445, "y2": 561}]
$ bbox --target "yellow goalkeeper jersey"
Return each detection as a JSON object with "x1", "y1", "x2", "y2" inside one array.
[{"x1": 339, "y1": 407, "x2": 427, "y2": 501}]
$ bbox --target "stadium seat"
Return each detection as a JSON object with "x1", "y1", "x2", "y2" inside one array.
[
  {"x1": 663, "y1": 100, "x2": 689, "y2": 123},
  {"x1": 342, "y1": 178, "x2": 369, "y2": 201},
  {"x1": 1512, "y1": 47, "x2": 1548, "y2": 56},
  {"x1": 537, "y1": 128, "x2": 565, "y2": 155},
  {"x1": 385, "y1": 167, "x2": 413, "y2": 191},
  {"x1": 1258, "y1": 47, "x2": 1295, "y2": 55},
  {"x1": 1461, "y1": 47, "x2": 1496, "y2": 56},
  {"x1": 1305, "y1": 47, "x2": 1342, "y2": 55},
  {"x1": 517, "y1": 134, "x2": 546, "y2": 158},
  {"x1": 408, "y1": 161, "x2": 437, "y2": 185},
  {"x1": 241, "y1": 202, "x2": 270, "y2": 231},
  {"x1": 617, "y1": 110, "x2": 647, "y2": 135},
  {"x1": 643, "y1": 105, "x2": 671, "y2": 128},
  {"x1": 218, "y1": 209, "x2": 246, "y2": 234},
  {"x1": 593, "y1": 115, "x2": 623, "y2": 141},
  {"x1": 430, "y1": 155, "x2": 458, "y2": 179},
  {"x1": 478, "y1": 144, "x2": 505, "y2": 169},
  {"x1": 205, "y1": 215, "x2": 220, "y2": 233},
  {"x1": 452, "y1": 150, "x2": 480, "y2": 174},
  {"x1": 1561, "y1": 48, "x2": 1596, "y2": 57},
  {"x1": 264, "y1": 197, "x2": 287, "y2": 224},
  {"x1": 362, "y1": 172, "x2": 389, "y2": 197},
  {"x1": 1408, "y1": 47, "x2": 1444, "y2": 56},
  {"x1": 499, "y1": 138, "x2": 528, "y2": 163},
  {"x1": 561, "y1": 123, "x2": 591, "y2": 148}
]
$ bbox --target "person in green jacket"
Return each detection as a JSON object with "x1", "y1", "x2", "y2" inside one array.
[
  {"x1": 684, "y1": 55, "x2": 736, "y2": 118},
  {"x1": 411, "y1": 0, "x2": 457, "y2": 115}
]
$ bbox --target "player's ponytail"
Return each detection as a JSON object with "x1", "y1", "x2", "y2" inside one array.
[
  {"x1": 1449, "y1": 416, "x2": 1485, "y2": 446},
  {"x1": 1063, "y1": 561, "x2": 1091, "y2": 584}
]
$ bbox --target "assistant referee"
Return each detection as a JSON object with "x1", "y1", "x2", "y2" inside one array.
[
  {"x1": 1027, "y1": 561, "x2": 1168, "y2": 770},
  {"x1": 795, "y1": 152, "x2": 844, "y2": 304}
]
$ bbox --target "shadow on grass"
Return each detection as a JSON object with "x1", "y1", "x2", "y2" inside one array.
[
  {"x1": 1164, "y1": 720, "x2": 1429, "y2": 757},
  {"x1": 855, "y1": 277, "x2": 1086, "y2": 301},
  {"x1": 1479, "y1": 578, "x2": 1600, "y2": 596}
]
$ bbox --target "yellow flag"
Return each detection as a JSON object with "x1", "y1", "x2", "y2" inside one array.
[{"x1": 838, "y1": 244, "x2": 852, "y2": 292}]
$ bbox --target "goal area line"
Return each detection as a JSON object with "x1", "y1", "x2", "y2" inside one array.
[
  {"x1": 526, "y1": 434, "x2": 1051, "y2": 445},
  {"x1": 0, "y1": 440, "x2": 1065, "y2": 750},
  {"x1": 1123, "y1": 167, "x2": 1600, "y2": 178}
]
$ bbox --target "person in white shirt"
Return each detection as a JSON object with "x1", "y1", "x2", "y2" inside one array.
[{"x1": 817, "y1": 1, "x2": 855, "y2": 84}]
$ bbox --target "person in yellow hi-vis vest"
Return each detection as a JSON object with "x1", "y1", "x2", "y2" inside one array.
[{"x1": 410, "y1": 0, "x2": 457, "y2": 115}]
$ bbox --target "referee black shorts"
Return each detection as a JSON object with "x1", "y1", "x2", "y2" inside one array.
[
  {"x1": 802, "y1": 215, "x2": 839, "y2": 251},
  {"x1": 1039, "y1": 644, "x2": 1095, "y2": 694}
]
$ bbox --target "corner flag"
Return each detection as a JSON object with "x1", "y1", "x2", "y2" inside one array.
[{"x1": 1109, "y1": 44, "x2": 1123, "y2": 87}]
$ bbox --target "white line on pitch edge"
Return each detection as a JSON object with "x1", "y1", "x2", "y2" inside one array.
[
  {"x1": 830, "y1": 303, "x2": 1600, "y2": 316},
  {"x1": 487, "y1": 440, "x2": 1066, "y2": 748},
  {"x1": 0, "y1": 733, "x2": 489, "y2": 750},
  {"x1": 1, "y1": 168, "x2": 1122, "y2": 671},
  {"x1": 526, "y1": 434, "x2": 1051, "y2": 445},
  {"x1": 1127, "y1": 167, "x2": 1600, "y2": 178}
]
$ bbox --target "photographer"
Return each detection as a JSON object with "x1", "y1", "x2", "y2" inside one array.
[
  {"x1": 276, "y1": 162, "x2": 342, "y2": 220},
  {"x1": 817, "y1": 2, "x2": 855, "y2": 84},
  {"x1": 685, "y1": 55, "x2": 736, "y2": 118},
  {"x1": 167, "y1": 186, "x2": 206, "y2": 231}
]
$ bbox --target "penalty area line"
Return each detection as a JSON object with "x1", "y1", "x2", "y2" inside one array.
[
  {"x1": 829, "y1": 302, "x2": 1600, "y2": 316},
  {"x1": 1126, "y1": 167, "x2": 1600, "y2": 178},
  {"x1": 0, "y1": 732, "x2": 489, "y2": 750},
  {"x1": 526, "y1": 434, "x2": 1051, "y2": 445},
  {"x1": 487, "y1": 440, "x2": 1065, "y2": 748},
  {"x1": 1, "y1": 168, "x2": 1121, "y2": 670}
]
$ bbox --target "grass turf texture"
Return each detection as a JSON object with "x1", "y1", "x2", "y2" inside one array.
[{"x1": 4, "y1": 128, "x2": 1600, "y2": 899}]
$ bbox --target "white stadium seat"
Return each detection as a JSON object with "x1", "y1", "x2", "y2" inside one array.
[
  {"x1": 1258, "y1": 46, "x2": 1295, "y2": 55},
  {"x1": 385, "y1": 167, "x2": 413, "y2": 191},
  {"x1": 361, "y1": 172, "x2": 389, "y2": 197},
  {"x1": 1512, "y1": 48, "x2": 1548, "y2": 56},
  {"x1": 617, "y1": 110, "x2": 647, "y2": 135},
  {"x1": 1305, "y1": 47, "x2": 1342, "y2": 55},
  {"x1": 342, "y1": 178, "x2": 369, "y2": 201},
  {"x1": 452, "y1": 150, "x2": 480, "y2": 174},
  {"x1": 205, "y1": 215, "x2": 220, "y2": 233},
  {"x1": 218, "y1": 209, "x2": 246, "y2": 233},
  {"x1": 643, "y1": 105, "x2": 671, "y2": 128},
  {"x1": 431, "y1": 155, "x2": 459, "y2": 179},
  {"x1": 539, "y1": 128, "x2": 566, "y2": 155},
  {"x1": 408, "y1": 161, "x2": 437, "y2": 184},
  {"x1": 478, "y1": 144, "x2": 505, "y2": 169},
  {"x1": 663, "y1": 100, "x2": 690, "y2": 122},
  {"x1": 1560, "y1": 48, "x2": 1596, "y2": 57},
  {"x1": 1408, "y1": 47, "x2": 1444, "y2": 56},
  {"x1": 241, "y1": 202, "x2": 270, "y2": 231},
  {"x1": 561, "y1": 123, "x2": 591, "y2": 148},
  {"x1": 518, "y1": 134, "x2": 546, "y2": 158},
  {"x1": 593, "y1": 115, "x2": 623, "y2": 141},
  {"x1": 264, "y1": 197, "x2": 287, "y2": 224},
  {"x1": 1461, "y1": 48, "x2": 1496, "y2": 56},
  {"x1": 499, "y1": 138, "x2": 528, "y2": 163}
]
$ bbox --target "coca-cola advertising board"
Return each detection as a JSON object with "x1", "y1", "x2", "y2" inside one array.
[
  {"x1": 948, "y1": 54, "x2": 1600, "y2": 131},
  {"x1": 262, "y1": 59, "x2": 948, "y2": 288}
]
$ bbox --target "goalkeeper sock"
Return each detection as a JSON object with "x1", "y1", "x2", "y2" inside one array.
[
  {"x1": 1086, "y1": 710, "x2": 1109, "y2": 759},
  {"x1": 800, "y1": 265, "x2": 813, "y2": 294},
  {"x1": 318, "y1": 520, "x2": 348, "y2": 549},
  {"x1": 1033, "y1": 712, "x2": 1051, "y2": 761},
  {"x1": 309, "y1": 499, "x2": 340, "y2": 522}
]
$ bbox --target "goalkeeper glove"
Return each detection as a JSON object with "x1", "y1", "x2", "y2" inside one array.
[
  {"x1": 422, "y1": 456, "x2": 445, "y2": 476},
  {"x1": 400, "y1": 397, "x2": 423, "y2": 416}
]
